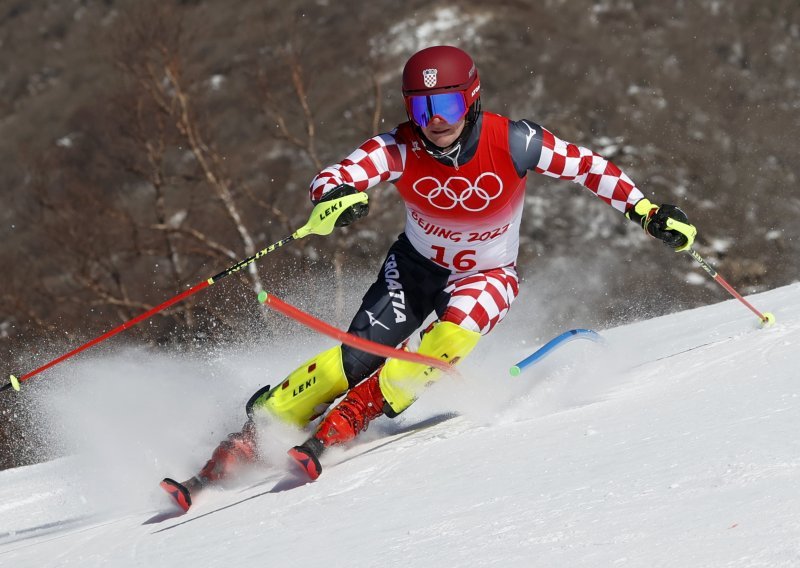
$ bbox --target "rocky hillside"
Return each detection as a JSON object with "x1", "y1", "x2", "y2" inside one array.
[{"x1": 1, "y1": 0, "x2": 798, "y2": 467}]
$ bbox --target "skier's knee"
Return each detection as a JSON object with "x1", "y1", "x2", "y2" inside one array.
[{"x1": 341, "y1": 344, "x2": 384, "y2": 389}]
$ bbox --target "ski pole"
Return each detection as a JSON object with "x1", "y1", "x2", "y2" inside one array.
[
  {"x1": 258, "y1": 291, "x2": 454, "y2": 373},
  {"x1": 3, "y1": 192, "x2": 369, "y2": 394},
  {"x1": 666, "y1": 218, "x2": 775, "y2": 327}
]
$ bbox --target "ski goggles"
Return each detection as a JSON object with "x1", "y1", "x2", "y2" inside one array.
[{"x1": 405, "y1": 92, "x2": 468, "y2": 127}]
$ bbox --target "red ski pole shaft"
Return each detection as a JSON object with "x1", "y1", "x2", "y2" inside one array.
[
  {"x1": 3, "y1": 192, "x2": 371, "y2": 393},
  {"x1": 2, "y1": 248, "x2": 279, "y2": 394},
  {"x1": 2, "y1": 281, "x2": 212, "y2": 393},
  {"x1": 686, "y1": 248, "x2": 774, "y2": 326}
]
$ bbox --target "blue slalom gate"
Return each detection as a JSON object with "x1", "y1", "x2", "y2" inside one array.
[{"x1": 509, "y1": 329, "x2": 604, "y2": 376}]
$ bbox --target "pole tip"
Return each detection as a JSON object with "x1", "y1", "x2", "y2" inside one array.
[
  {"x1": 257, "y1": 291, "x2": 268, "y2": 304},
  {"x1": 509, "y1": 366, "x2": 521, "y2": 377},
  {"x1": 9, "y1": 375, "x2": 20, "y2": 392},
  {"x1": 761, "y1": 312, "x2": 776, "y2": 327}
]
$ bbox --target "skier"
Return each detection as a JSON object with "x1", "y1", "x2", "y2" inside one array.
[{"x1": 161, "y1": 45, "x2": 697, "y2": 511}]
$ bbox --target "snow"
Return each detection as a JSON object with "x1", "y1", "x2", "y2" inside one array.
[{"x1": 1, "y1": 283, "x2": 799, "y2": 567}]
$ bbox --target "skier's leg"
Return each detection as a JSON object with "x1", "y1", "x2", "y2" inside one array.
[
  {"x1": 287, "y1": 370, "x2": 387, "y2": 480},
  {"x1": 165, "y1": 346, "x2": 350, "y2": 506},
  {"x1": 289, "y1": 236, "x2": 452, "y2": 478},
  {"x1": 381, "y1": 265, "x2": 520, "y2": 415},
  {"x1": 290, "y1": 266, "x2": 521, "y2": 477},
  {"x1": 308, "y1": 320, "x2": 481, "y2": 445},
  {"x1": 288, "y1": 320, "x2": 480, "y2": 479},
  {"x1": 250, "y1": 235, "x2": 448, "y2": 423},
  {"x1": 177, "y1": 236, "x2": 445, "y2": 490},
  {"x1": 312, "y1": 234, "x2": 451, "y2": 419},
  {"x1": 378, "y1": 320, "x2": 481, "y2": 415},
  {"x1": 334, "y1": 234, "x2": 452, "y2": 383},
  {"x1": 163, "y1": 416, "x2": 260, "y2": 509},
  {"x1": 191, "y1": 417, "x2": 259, "y2": 486},
  {"x1": 187, "y1": 345, "x2": 349, "y2": 477},
  {"x1": 247, "y1": 346, "x2": 351, "y2": 426}
]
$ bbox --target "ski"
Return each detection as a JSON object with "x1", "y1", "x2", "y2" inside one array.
[
  {"x1": 288, "y1": 444, "x2": 323, "y2": 481},
  {"x1": 160, "y1": 328, "x2": 605, "y2": 511},
  {"x1": 160, "y1": 478, "x2": 193, "y2": 512}
]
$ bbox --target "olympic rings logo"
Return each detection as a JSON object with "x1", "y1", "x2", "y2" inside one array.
[{"x1": 412, "y1": 172, "x2": 504, "y2": 212}]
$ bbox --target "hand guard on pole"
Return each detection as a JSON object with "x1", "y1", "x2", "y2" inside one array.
[
  {"x1": 627, "y1": 198, "x2": 697, "y2": 252},
  {"x1": 314, "y1": 184, "x2": 369, "y2": 227}
]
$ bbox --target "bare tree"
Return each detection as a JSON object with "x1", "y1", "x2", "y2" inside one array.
[
  {"x1": 113, "y1": 4, "x2": 274, "y2": 307},
  {"x1": 257, "y1": 42, "x2": 392, "y2": 318}
]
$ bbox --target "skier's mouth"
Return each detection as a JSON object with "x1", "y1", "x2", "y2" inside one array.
[{"x1": 430, "y1": 127, "x2": 453, "y2": 136}]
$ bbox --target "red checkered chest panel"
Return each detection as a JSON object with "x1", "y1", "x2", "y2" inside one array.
[{"x1": 393, "y1": 114, "x2": 526, "y2": 273}]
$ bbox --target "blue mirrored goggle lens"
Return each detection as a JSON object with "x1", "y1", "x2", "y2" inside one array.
[{"x1": 408, "y1": 93, "x2": 468, "y2": 127}]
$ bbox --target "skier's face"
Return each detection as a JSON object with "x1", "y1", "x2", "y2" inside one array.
[{"x1": 421, "y1": 115, "x2": 466, "y2": 149}]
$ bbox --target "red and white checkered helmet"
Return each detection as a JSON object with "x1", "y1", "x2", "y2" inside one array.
[{"x1": 402, "y1": 45, "x2": 481, "y2": 108}]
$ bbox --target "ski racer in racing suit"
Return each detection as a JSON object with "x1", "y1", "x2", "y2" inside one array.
[{"x1": 160, "y1": 45, "x2": 697, "y2": 509}]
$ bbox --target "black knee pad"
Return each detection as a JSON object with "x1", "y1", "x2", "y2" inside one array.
[{"x1": 341, "y1": 345, "x2": 384, "y2": 389}]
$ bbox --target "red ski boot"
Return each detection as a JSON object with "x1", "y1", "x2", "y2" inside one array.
[
  {"x1": 289, "y1": 373, "x2": 386, "y2": 480},
  {"x1": 161, "y1": 419, "x2": 258, "y2": 511},
  {"x1": 194, "y1": 420, "x2": 258, "y2": 484}
]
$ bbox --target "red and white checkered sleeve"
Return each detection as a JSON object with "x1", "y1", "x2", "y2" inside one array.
[
  {"x1": 534, "y1": 127, "x2": 644, "y2": 213},
  {"x1": 309, "y1": 131, "x2": 406, "y2": 202}
]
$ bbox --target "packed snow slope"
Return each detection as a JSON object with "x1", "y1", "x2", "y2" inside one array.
[{"x1": 1, "y1": 283, "x2": 798, "y2": 568}]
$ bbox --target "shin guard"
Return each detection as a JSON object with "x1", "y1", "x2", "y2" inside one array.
[
  {"x1": 379, "y1": 321, "x2": 480, "y2": 415},
  {"x1": 249, "y1": 346, "x2": 350, "y2": 427}
]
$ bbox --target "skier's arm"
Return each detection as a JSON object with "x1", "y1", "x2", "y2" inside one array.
[
  {"x1": 309, "y1": 131, "x2": 405, "y2": 202},
  {"x1": 510, "y1": 119, "x2": 696, "y2": 250},
  {"x1": 509, "y1": 119, "x2": 644, "y2": 213}
]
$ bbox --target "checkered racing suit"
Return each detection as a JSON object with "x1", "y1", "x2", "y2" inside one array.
[{"x1": 310, "y1": 113, "x2": 644, "y2": 381}]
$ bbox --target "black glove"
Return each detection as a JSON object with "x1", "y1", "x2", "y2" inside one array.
[
  {"x1": 627, "y1": 199, "x2": 697, "y2": 251},
  {"x1": 315, "y1": 184, "x2": 369, "y2": 227}
]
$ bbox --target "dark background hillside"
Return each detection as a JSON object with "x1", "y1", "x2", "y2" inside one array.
[{"x1": 1, "y1": 0, "x2": 798, "y2": 468}]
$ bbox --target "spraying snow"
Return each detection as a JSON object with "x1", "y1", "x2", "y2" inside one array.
[{"x1": 0, "y1": 283, "x2": 798, "y2": 567}]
